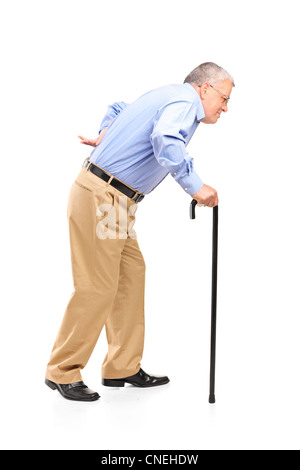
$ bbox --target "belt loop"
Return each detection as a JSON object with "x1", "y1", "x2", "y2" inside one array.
[
  {"x1": 133, "y1": 191, "x2": 140, "y2": 202},
  {"x1": 107, "y1": 175, "x2": 114, "y2": 186}
]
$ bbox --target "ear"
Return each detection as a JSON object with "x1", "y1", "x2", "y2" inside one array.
[{"x1": 200, "y1": 82, "x2": 210, "y2": 99}]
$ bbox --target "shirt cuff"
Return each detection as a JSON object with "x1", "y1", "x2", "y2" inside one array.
[{"x1": 175, "y1": 171, "x2": 204, "y2": 196}]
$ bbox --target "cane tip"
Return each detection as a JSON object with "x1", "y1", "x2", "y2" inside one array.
[{"x1": 209, "y1": 395, "x2": 216, "y2": 404}]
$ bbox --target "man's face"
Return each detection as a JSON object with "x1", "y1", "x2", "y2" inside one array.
[{"x1": 198, "y1": 79, "x2": 233, "y2": 124}]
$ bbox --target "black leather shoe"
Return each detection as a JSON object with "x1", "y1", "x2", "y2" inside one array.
[
  {"x1": 102, "y1": 368, "x2": 170, "y2": 388},
  {"x1": 45, "y1": 379, "x2": 100, "y2": 402}
]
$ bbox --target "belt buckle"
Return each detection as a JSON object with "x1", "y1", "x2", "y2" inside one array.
[
  {"x1": 134, "y1": 192, "x2": 144, "y2": 203},
  {"x1": 83, "y1": 158, "x2": 92, "y2": 170}
]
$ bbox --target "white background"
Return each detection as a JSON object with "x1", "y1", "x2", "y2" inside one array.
[{"x1": 1, "y1": 0, "x2": 300, "y2": 450}]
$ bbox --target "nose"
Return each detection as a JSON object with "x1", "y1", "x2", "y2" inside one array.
[{"x1": 222, "y1": 102, "x2": 228, "y2": 112}]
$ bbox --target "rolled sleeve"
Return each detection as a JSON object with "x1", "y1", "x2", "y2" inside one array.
[
  {"x1": 99, "y1": 101, "x2": 128, "y2": 133},
  {"x1": 150, "y1": 100, "x2": 203, "y2": 195}
]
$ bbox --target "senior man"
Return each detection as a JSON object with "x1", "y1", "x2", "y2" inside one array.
[{"x1": 45, "y1": 62, "x2": 234, "y2": 402}]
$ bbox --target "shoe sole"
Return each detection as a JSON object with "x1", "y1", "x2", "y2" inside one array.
[
  {"x1": 45, "y1": 379, "x2": 100, "y2": 402},
  {"x1": 102, "y1": 378, "x2": 170, "y2": 388}
]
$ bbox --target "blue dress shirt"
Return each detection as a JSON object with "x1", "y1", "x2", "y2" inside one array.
[{"x1": 89, "y1": 83, "x2": 205, "y2": 195}]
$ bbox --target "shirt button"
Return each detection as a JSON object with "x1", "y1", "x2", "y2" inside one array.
[
  {"x1": 174, "y1": 172, "x2": 177, "y2": 175},
  {"x1": 185, "y1": 188, "x2": 188, "y2": 191}
]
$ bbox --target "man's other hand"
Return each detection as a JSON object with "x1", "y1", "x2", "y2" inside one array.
[
  {"x1": 78, "y1": 126, "x2": 110, "y2": 147},
  {"x1": 78, "y1": 134, "x2": 103, "y2": 147},
  {"x1": 192, "y1": 184, "x2": 219, "y2": 208}
]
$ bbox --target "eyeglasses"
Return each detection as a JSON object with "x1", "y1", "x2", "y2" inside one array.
[
  {"x1": 209, "y1": 84, "x2": 230, "y2": 105},
  {"x1": 198, "y1": 83, "x2": 230, "y2": 105}
]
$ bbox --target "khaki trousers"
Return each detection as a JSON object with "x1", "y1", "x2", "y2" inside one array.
[{"x1": 46, "y1": 164, "x2": 146, "y2": 384}]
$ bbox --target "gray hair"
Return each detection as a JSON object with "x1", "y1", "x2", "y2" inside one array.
[{"x1": 184, "y1": 62, "x2": 235, "y2": 87}]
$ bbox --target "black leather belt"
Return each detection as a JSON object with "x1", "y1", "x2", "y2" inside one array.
[{"x1": 83, "y1": 159, "x2": 145, "y2": 203}]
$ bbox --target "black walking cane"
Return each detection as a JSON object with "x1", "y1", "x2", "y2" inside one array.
[{"x1": 190, "y1": 199, "x2": 218, "y2": 404}]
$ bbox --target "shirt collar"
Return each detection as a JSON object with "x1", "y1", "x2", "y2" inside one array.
[{"x1": 184, "y1": 83, "x2": 205, "y2": 122}]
